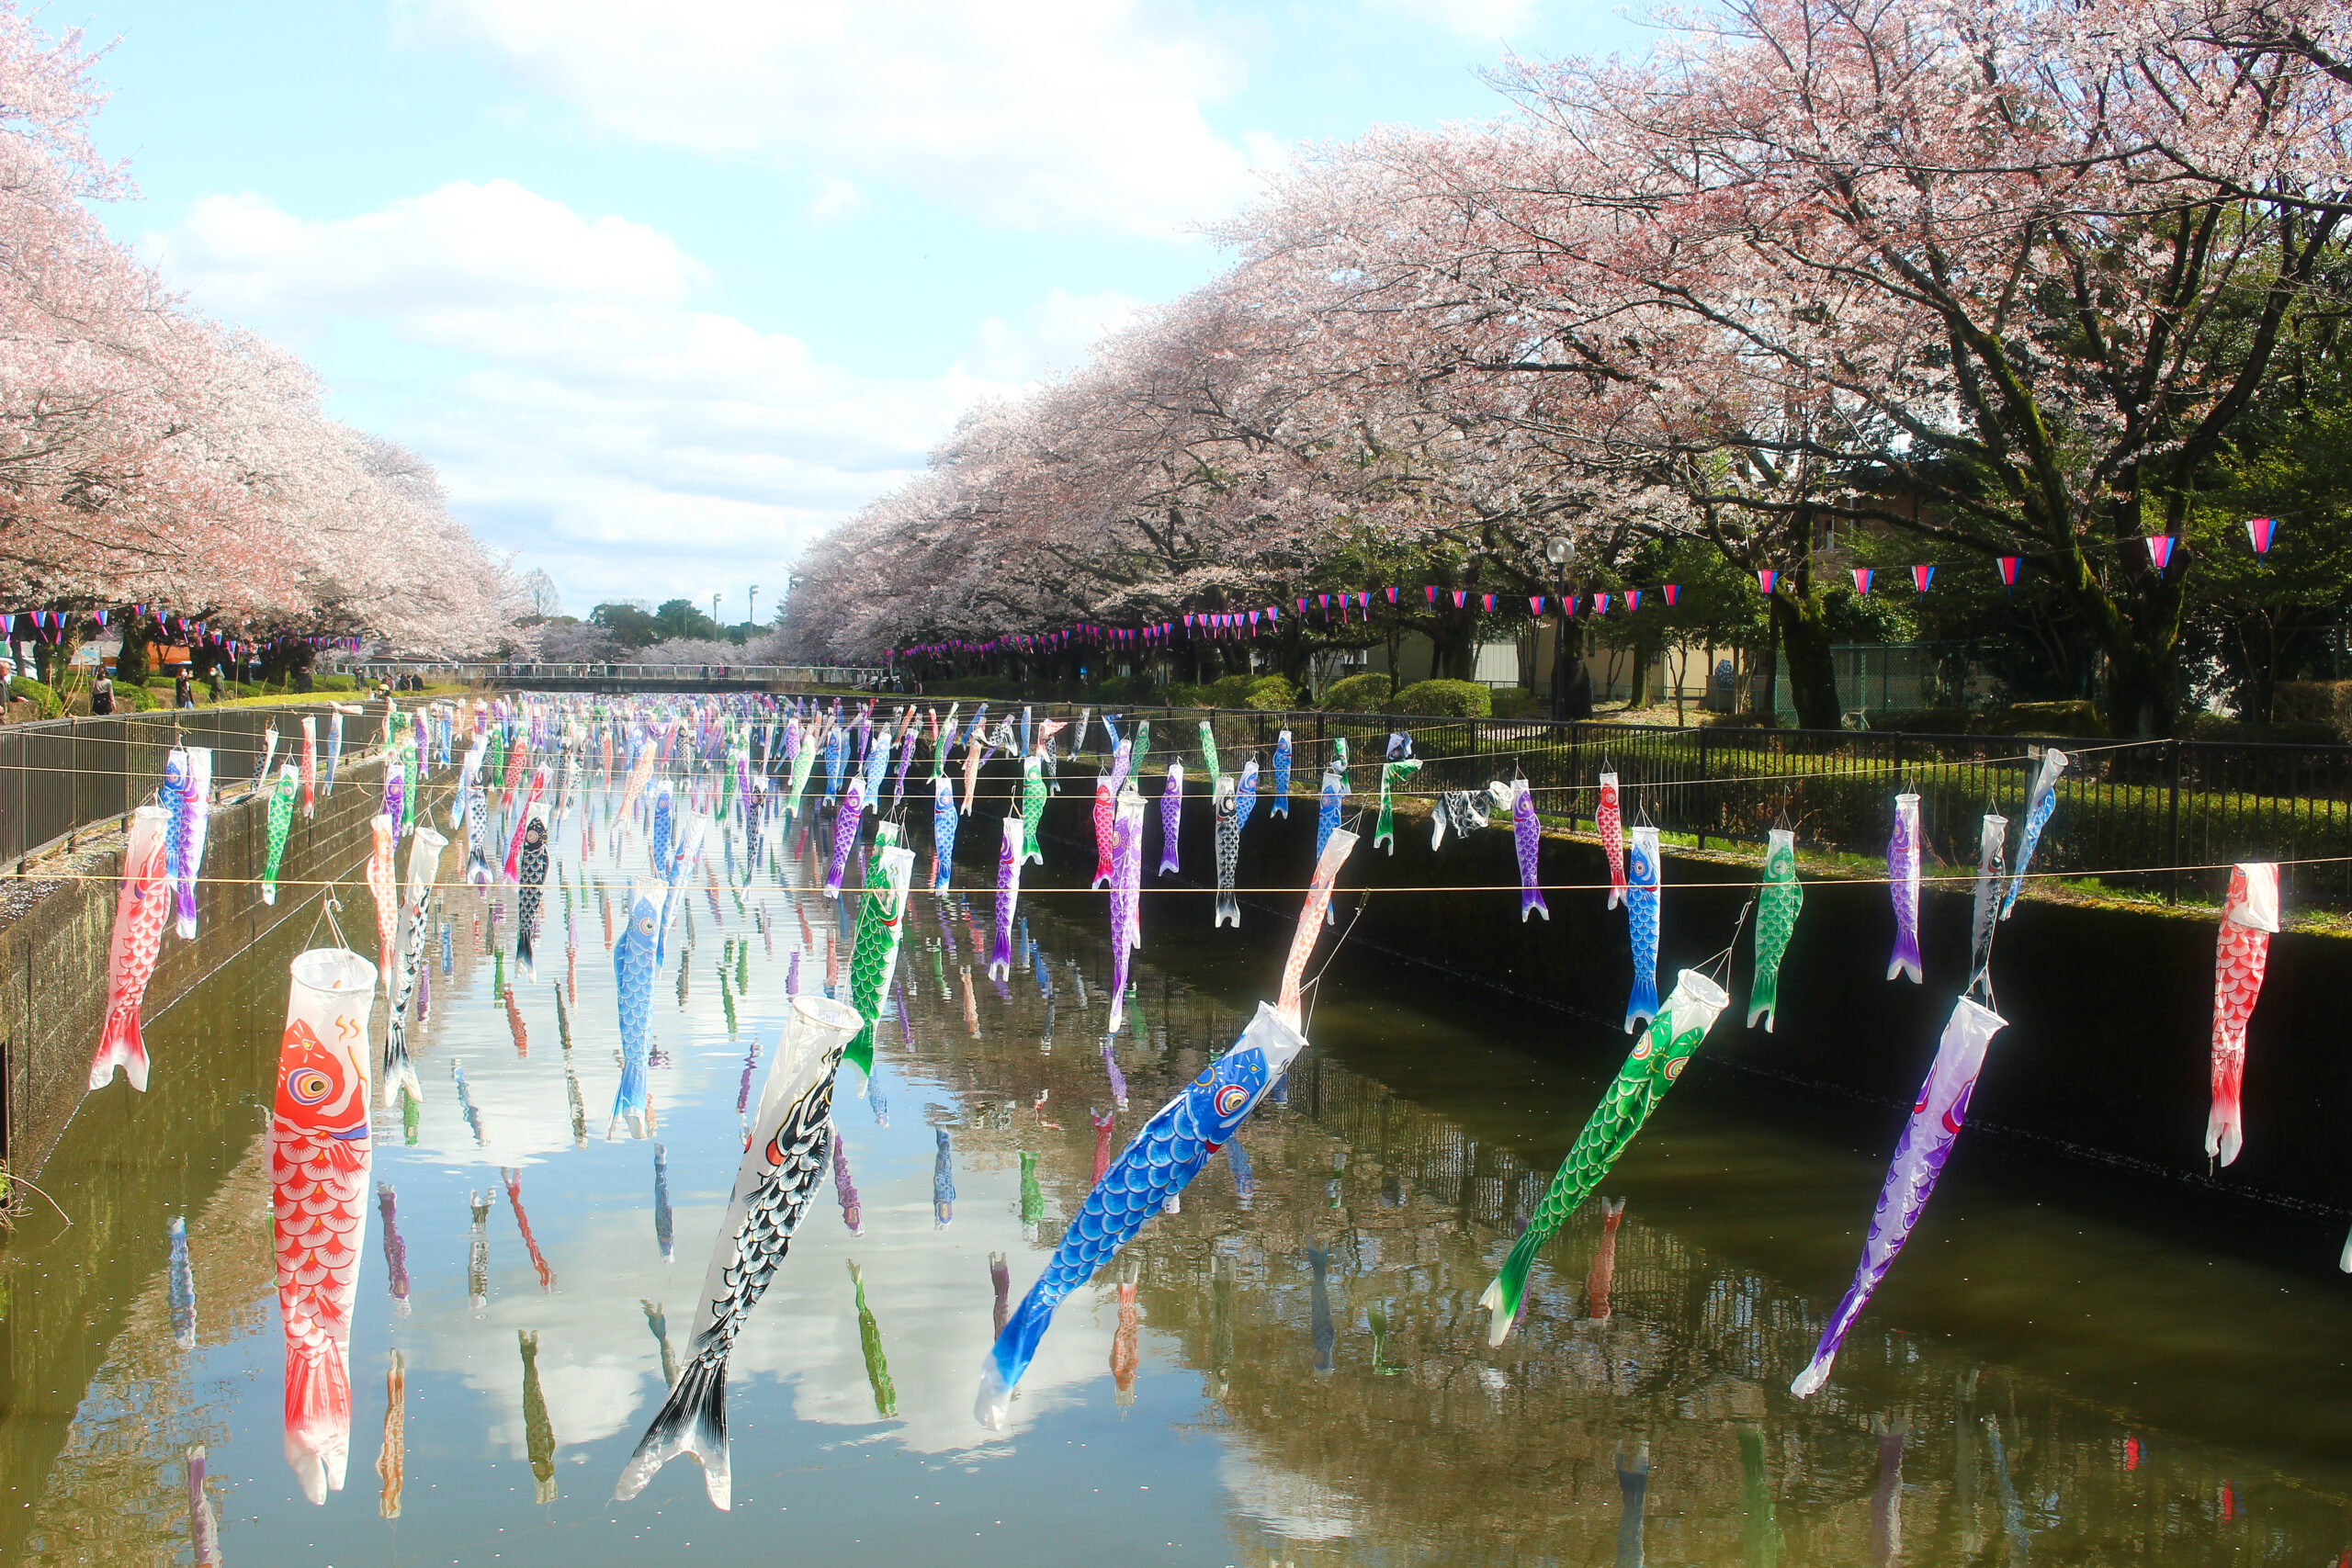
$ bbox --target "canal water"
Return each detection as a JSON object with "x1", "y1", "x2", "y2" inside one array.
[{"x1": 5, "y1": 783, "x2": 2352, "y2": 1566}]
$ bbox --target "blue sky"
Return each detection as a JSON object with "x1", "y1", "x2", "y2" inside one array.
[{"x1": 78, "y1": 0, "x2": 1646, "y2": 617}]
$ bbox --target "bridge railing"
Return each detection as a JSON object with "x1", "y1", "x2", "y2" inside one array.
[{"x1": 330, "y1": 661, "x2": 882, "y2": 686}]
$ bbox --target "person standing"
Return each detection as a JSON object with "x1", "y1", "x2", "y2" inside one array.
[
  {"x1": 90, "y1": 671, "x2": 115, "y2": 715},
  {"x1": 175, "y1": 671, "x2": 195, "y2": 709}
]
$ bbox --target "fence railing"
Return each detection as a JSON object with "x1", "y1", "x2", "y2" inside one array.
[
  {"x1": 0, "y1": 703, "x2": 400, "y2": 870},
  {"x1": 1043, "y1": 706, "x2": 2352, "y2": 910},
  {"x1": 25, "y1": 693, "x2": 2338, "y2": 910}
]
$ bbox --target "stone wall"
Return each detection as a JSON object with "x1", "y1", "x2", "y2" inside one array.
[
  {"x1": 0, "y1": 752, "x2": 394, "y2": 1179},
  {"x1": 975, "y1": 760, "x2": 2352, "y2": 1218}
]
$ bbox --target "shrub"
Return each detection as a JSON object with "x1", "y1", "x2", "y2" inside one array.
[
  {"x1": 1865, "y1": 701, "x2": 2103, "y2": 739},
  {"x1": 1488, "y1": 688, "x2": 1540, "y2": 718},
  {"x1": 1391, "y1": 679, "x2": 1492, "y2": 717},
  {"x1": 1159, "y1": 682, "x2": 1214, "y2": 707},
  {"x1": 8, "y1": 677, "x2": 59, "y2": 718},
  {"x1": 927, "y1": 675, "x2": 1022, "y2": 699},
  {"x1": 2186, "y1": 716, "x2": 2342, "y2": 746},
  {"x1": 1243, "y1": 675, "x2": 1297, "y2": 710},
  {"x1": 1206, "y1": 673, "x2": 1257, "y2": 707},
  {"x1": 1091, "y1": 674, "x2": 1158, "y2": 704},
  {"x1": 2271, "y1": 682, "x2": 2352, "y2": 741},
  {"x1": 1321, "y1": 671, "x2": 1396, "y2": 712}
]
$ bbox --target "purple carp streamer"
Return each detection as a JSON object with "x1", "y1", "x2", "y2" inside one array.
[
  {"x1": 1106, "y1": 790, "x2": 1144, "y2": 1034},
  {"x1": 1790, "y1": 996, "x2": 2007, "y2": 1397},
  {"x1": 1887, "y1": 792, "x2": 1923, "y2": 983},
  {"x1": 1510, "y1": 778, "x2": 1547, "y2": 921},
  {"x1": 989, "y1": 817, "x2": 1023, "y2": 981},
  {"x1": 1158, "y1": 762, "x2": 1183, "y2": 874},
  {"x1": 824, "y1": 777, "x2": 865, "y2": 899},
  {"x1": 1271, "y1": 729, "x2": 1293, "y2": 817}
]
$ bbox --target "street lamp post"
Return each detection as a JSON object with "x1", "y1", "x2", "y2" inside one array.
[
  {"x1": 749, "y1": 584, "x2": 759, "y2": 628},
  {"x1": 1545, "y1": 535, "x2": 1577, "y2": 722}
]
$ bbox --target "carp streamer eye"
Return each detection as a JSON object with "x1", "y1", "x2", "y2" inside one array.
[
  {"x1": 1214, "y1": 1084, "x2": 1250, "y2": 1118},
  {"x1": 288, "y1": 1066, "x2": 335, "y2": 1105}
]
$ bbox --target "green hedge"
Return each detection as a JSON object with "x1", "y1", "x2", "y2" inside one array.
[
  {"x1": 1243, "y1": 675, "x2": 1296, "y2": 710},
  {"x1": 1863, "y1": 700, "x2": 2102, "y2": 738},
  {"x1": 7, "y1": 677, "x2": 58, "y2": 718},
  {"x1": 1321, "y1": 671, "x2": 1396, "y2": 711},
  {"x1": 1392, "y1": 679, "x2": 1491, "y2": 717}
]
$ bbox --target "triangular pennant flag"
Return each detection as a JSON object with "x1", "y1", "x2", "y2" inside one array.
[
  {"x1": 1912, "y1": 564, "x2": 1935, "y2": 592},
  {"x1": 2145, "y1": 535, "x2": 2176, "y2": 572},
  {"x1": 1425, "y1": 586, "x2": 1438, "y2": 604},
  {"x1": 1758, "y1": 570, "x2": 1779, "y2": 594},
  {"x1": 1851, "y1": 568, "x2": 1874, "y2": 595},
  {"x1": 1997, "y1": 556, "x2": 2020, "y2": 592},
  {"x1": 1480, "y1": 593, "x2": 1494, "y2": 612},
  {"x1": 1451, "y1": 590, "x2": 1467, "y2": 609},
  {"x1": 1385, "y1": 587, "x2": 1398, "y2": 605},
  {"x1": 1663, "y1": 583, "x2": 1679, "y2": 606},
  {"x1": 2245, "y1": 518, "x2": 2275, "y2": 556},
  {"x1": 1529, "y1": 595, "x2": 1546, "y2": 615},
  {"x1": 1594, "y1": 592, "x2": 1611, "y2": 615}
]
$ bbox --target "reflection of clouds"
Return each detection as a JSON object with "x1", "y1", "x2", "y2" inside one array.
[
  {"x1": 730, "y1": 1145, "x2": 1129, "y2": 1455},
  {"x1": 1217, "y1": 1434, "x2": 1364, "y2": 1542},
  {"x1": 353, "y1": 820, "x2": 1208, "y2": 1496}
]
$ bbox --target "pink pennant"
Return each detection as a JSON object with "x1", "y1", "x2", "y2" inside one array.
[
  {"x1": 1851, "y1": 568, "x2": 1874, "y2": 595},
  {"x1": 2145, "y1": 535, "x2": 2176, "y2": 572},
  {"x1": 2246, "y1": 517, "x2": 2276, "y2": 555},
  {"x1": 1758, "y1": 570, "x2": 1779, "y2": 594},
  {"x1": 1663, "y1": 583, "x2": 1679, "y2": 606},
  {"x1": 1911, "y1": 564, "x2": 1935, "y2": 592}
]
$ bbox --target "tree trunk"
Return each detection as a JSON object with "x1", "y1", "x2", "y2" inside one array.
[
  {"x1": 1776, "y1": 588, "x2": 1844, "y2": 730},
  {"x1": 118, "y1": 616, "x2": 151, "y2": 683}
]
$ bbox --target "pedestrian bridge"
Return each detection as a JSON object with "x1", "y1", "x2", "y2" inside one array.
[{"x1": 335, "y1": 660, "x2": 885, "y2": 695}]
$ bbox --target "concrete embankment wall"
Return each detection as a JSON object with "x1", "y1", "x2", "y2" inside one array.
[
  {"x1": 970, "y1": 759, "x2": 2352, "y2": 1220},
  {"x1": 1, "y1": 753, "x2": 393, "y2": 1179}
]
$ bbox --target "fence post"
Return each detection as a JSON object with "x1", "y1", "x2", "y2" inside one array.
[
  {"x1": 1695, "y1": 725, "x2": 1709, "y2": 852},
  {"x1": 2166, "y1": 739, "x2": 2182, "y2": 905}
]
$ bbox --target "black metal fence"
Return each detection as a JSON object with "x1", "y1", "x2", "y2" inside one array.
[
  {"x1": 0, "y1": 703, "x2": 392, "y2": 868},
  {"x1": 1034, "y1": 705, "x2": 2352, "y2": 910}
]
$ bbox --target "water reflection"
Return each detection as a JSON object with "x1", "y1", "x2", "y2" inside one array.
[
  {"x1": 377, "y1": 1352, "x2": 405, "y2": 1518},
  {"x1": 520, "y1": 1330, "x2": 558, "y2": 1504},
  {"x1": 11, "y1": 772, "x2": 2352, "y2": 1566}
]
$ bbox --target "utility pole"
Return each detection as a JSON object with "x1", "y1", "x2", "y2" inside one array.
[
  {"x1": 711, "y1": 592, "x2": 721, "y2": 634},
  {"x1": 750, "y1": 584, "x2": 759, "y2": 627}
]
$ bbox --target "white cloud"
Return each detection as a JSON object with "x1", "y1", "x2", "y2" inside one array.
[
  {"x1": 145, "y1": 179, "x2": 706, "y2": 327},
  {"x1": 141, "y1": 179, "x2": 1063, "y2": 610},
  {"x1": 396, "y1": 0, "x2": 1270, "y2": 236},
  {"x1": 1366, "y1": 0, "x2": 1543, "y2": 38},
  {"x1": 955, "y1": 288, "x2": 1148, "y2": 384},
  {"x1": 807, "y1": 175, "x2": 867, "y2": 225}
]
